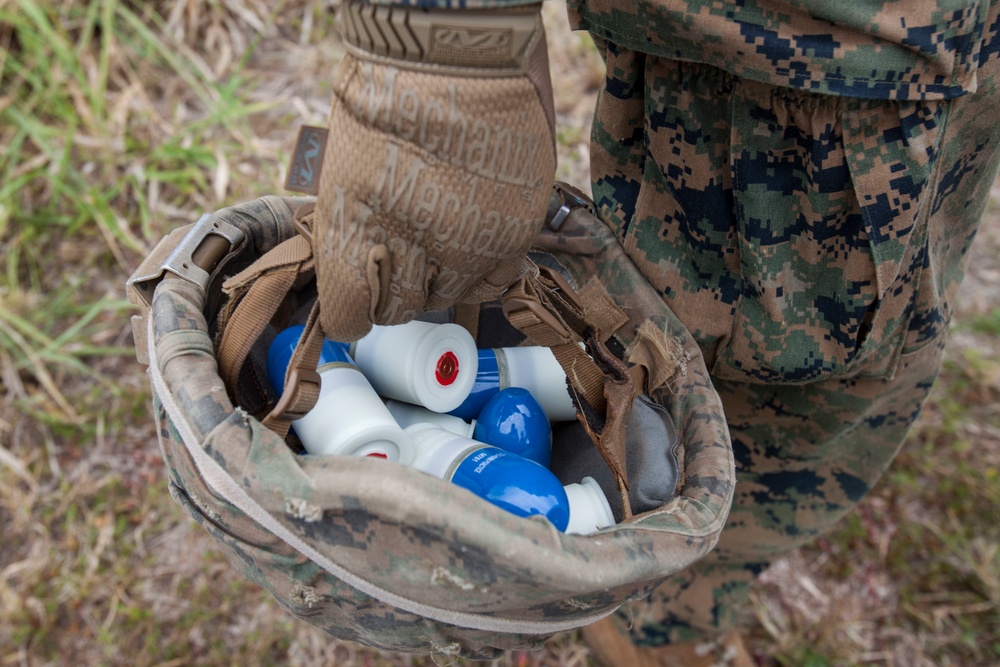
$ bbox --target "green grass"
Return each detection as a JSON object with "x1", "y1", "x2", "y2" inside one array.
[
  {"x1": 968, "y1": 308, "x2": 1000, "y2": 336},
  {"x1": 0, "y1": 0, "x2": 323, "y2": 415},
  {"x1": 0, "y1": 1, "x2": 340, "y2": 664}
]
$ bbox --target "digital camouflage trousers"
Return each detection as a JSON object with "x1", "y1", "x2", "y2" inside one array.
[{"x1": 586, "y1": 34, "x2": 1000, "y2": 643}]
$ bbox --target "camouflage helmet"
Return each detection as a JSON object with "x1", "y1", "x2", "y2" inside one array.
[{"x1": 125, "y1": 190, "x2": 735, "y2": 659}]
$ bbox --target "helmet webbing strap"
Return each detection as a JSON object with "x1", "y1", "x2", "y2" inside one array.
[
  {"x1": 214, "y1": 205, "x2": 322, "y2": 436},
  {"x1": 502, "y1": 264, "x2": 636, "y2": 519}
]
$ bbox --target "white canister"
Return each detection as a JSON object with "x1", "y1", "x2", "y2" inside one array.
[
  {"x1": 384, "y1": 399, "x2": 476, "y2": 438},
  {"x1": 496, "y1": 346, "x2": 577, "y2": 421},
  {"x1": 563, "y1": 476, "x2": 615, "y2": 535},
  {"x1": 294, "y1": 363, "x2": 415, "y2": 463},
  {"x1": 267, "y1": 326, "x2": 413, "y2": 463},
  {"x1": 351, "y1": 321, "x2": 478, "y2": 413}
]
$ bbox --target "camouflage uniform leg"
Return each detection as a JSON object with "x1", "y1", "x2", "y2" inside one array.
[
  {"x1": 627, "y1": 338, "x2": 946, "y2": 644},
  {"x1": 588, "y1": 26, "x2": 1000, "y2": 645}
]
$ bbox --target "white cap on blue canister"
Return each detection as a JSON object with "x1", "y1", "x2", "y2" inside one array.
[{"x1": 563, "y1": 476, "x2": 615, "y2": 535}]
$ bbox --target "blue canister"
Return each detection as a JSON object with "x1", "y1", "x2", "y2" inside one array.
[
  {"x1": 449, "y1": 346, "x2": 577, "y2": 422},
  {"x1": 473, "y1": 388, "x2": 552, "y2": 467},
  {"x1": 451, "y1": 448, "x2": 568, "y2": 531},
  {"x1": 266, "y1": 325, "x2": 352, "y2": 391},
  {"x1": 405, "y1": 424, "x2": 570, "y2": 532},
  {"x1": 446, "y1": 348, "x2": 501, "y2": 420}
]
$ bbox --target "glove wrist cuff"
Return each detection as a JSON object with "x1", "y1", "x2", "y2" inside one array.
[{"x1": 340, "y1": 0, "x2": 545, "y2": 76}]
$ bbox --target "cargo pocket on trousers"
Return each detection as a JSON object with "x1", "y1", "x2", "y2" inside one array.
[{"x1": 711, "y1": 86, "x2": 949, "y2": 384}]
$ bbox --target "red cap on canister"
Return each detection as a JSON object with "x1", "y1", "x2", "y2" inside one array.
[{"x1": 435, "y1": 351, "x2": 459, "y2": 386}]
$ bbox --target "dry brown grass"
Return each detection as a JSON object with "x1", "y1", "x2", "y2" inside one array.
[{"x1": 1, "y1": 1, "x2": 998, "y2": 666}]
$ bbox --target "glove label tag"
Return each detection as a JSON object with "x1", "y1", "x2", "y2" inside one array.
[
  {"x1": 428, "y1": 25, "x2": 514, "y2": 68},
  {"x1": 285, "y1": 126, "x2": 329, "y2": 195}
]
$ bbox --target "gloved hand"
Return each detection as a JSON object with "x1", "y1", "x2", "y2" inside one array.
[{"x1": 314, "y1": 0, "x2": 557, "y2": 341}]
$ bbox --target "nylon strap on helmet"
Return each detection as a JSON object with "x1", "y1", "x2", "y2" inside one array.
[{"x1": 501, "y1": 262, "x2": 636, "y2": 518}]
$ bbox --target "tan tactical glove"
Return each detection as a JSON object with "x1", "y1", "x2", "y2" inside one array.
[{"x1": 313, "y1": 0, "x2": 556, "y2": 341}]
